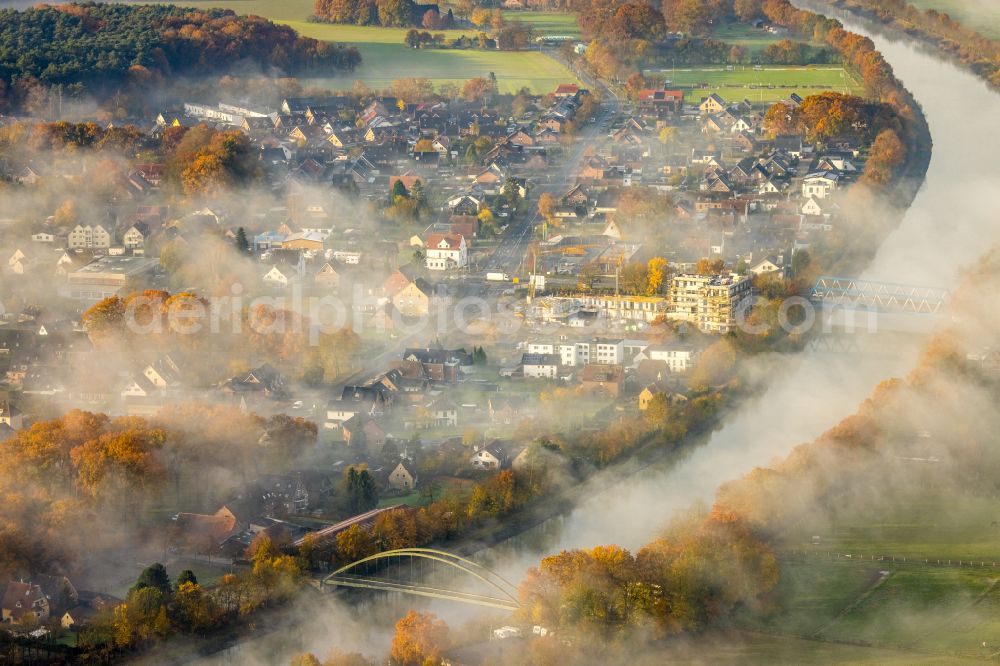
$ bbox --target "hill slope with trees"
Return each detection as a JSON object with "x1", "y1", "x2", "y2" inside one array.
[{"x1": 0, "y1": 3, "x2": 361, "y2": 111}]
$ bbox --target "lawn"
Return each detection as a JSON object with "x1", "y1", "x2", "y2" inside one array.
[
  {"x1": 379, "y1": 491, "x2": 423, "y2": 508},
  {"x1": 642, "y1": 65, "x2": 863, "y2": 102},
  {"x1": 711, "y1": 22, "x2": 793, "y2": 51},
  {"x1": 905, "y1": 0, "x2": 1000, "y2": 39}
]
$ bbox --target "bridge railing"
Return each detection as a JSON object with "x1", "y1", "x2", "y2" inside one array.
[
  {"x1": 322, "y1": 548, "x2": 522, "y2": 611},
  {"x1": 810, "y1": 276, "x2": 949, "y2": 314}
]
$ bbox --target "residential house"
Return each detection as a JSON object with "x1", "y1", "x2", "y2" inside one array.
[
  {"x1": 638, "y1": 89, "x2": 684, "y2": 115},
  {"x1": 387, "y1": 460, "x2": 418, "y2": 490},
  {"x1": 428, "y1": 396, "x2": 458, "y2": 427},
  {"x1": 488, "y1": 396, "x2": 522, "y2": 425},
  {"x1": 326, "y1": 384, "x2": 392, "y2": 425},
  {"x1": 470, "y1": 440, "x2": 513, "y2": 470},
  {"x1": 342, "y1": 414, "x2": 386, "y2": 451},
  {"x1": 314, "y1": 262, "x2": 341, "y2": 289},
  {"x1": 749, "y1": 256, "x2": 785, "y2": 277},
  {"x1": 638, "y1": 382, "x2": 679, "y2": 411},
  {"x1": 425, "y1": 233, "x2": 467, "y2": 271},
  {"x1": 521, "y1": 353, "x2": 561, "y2": 379},
  {"x1": 0, "y1": 399, "x2": 23, "y2": 430},
  {"x1": 698, "y1": 94, "x2": 727, "y2": 114},
  {"x1": 801, "y1": 196, "x2": 830, "y2": 217},
  {"x1": 402, "y1": 347, "x2": 472, "y2": 382},
  {"x1": 393, "y1": 278, "x2": 434, "y2": 317},
  {"x1": 801, "y1": 172, "x2": 839, "y2": 199},
  {"x1": 122, "y1": 223, "x2": 147, "y2": 250},
  {"x1": 580, "y1": 364, "x2": 623, "y2": 398},
  {"x1": 645, "y1": 345, "x2": 698, "y2": 373},
  {"x1": 223, "y1": 364, "x2": 285, "y2": 399},
  {"x1": 1, "y1": 581, "x2": 49, "y2": 624},
  {"x1": 262, "y1": 264, "x2": 299, "y2": 287},
  {"x1": 446, "y1": 194, "x2": 482, "y2": 216},
  {"x1": 68, "y1": 224, "x2": 112, "y2": 251}
]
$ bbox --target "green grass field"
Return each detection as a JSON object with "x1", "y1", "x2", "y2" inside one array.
[
  {"x1": 651, "y1": 630, "x2": 981, "y2": 665},
  {"x1": 504, "y1": 10, "x2": 580, "y2": 37},
  {"x1": 906, "y1": 0, "x2": 1000, "y2": 39},
  {"x1": 284, "y1": 20, "x2": 580, "y2": 93},
  {"x1": 114, "y1": 1, "x2": 581, "y2": 92},
  {"x1": 734, "y1": 459, "x2": 1000, "y2": 661},
  {"x1": 642, "y1": 65, "x2": 863, "y2": 102},
  {"x1": 711, "y1": 22, "x2": 793, "y2": 52},
  {"x1": 781, "y1": 483, "x2": 1000, "y2": 561},
  {"x1": 743, "y1": 559, "x2": 1000, "y2": 659}
]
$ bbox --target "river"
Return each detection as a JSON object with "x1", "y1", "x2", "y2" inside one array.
[{"x1": 196, "y1": 6, "x2": 1000, "y2": 662}]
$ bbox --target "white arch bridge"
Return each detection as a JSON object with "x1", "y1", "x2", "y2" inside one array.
[{"x1": 321, "y1": 548, "x2": 521, "y2": 611}]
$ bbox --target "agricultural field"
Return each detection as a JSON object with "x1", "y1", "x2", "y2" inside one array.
[
  {"x1": 742, "y1": 558, "x2": 1000, "y2": 660},
  {"x1": 284, "y1": 20, "x2": 580, "y2": 93},
  {"x1": 504, "y1": 10, "x2": 581, "y2": 37},
  {"x1": 642, "y1": 65, "x2": 863, "y2": 102},
  {"x1": 780, "y1": 478, "x2": 1000, "y2": 561},
  {"x1": 736, "y1": 469, "x2": 1000, "y2": 661},
  {"x1": 115, "y1": 1, "x2": 581, "y2": 93},
  {"x1": 655, "y1": 630, "x2": 981, "y2": 665},
  {"x1": 906, "y1": 0, "x2": 1000, "y2": 39}
]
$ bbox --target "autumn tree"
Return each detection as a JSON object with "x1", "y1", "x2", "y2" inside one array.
[
  {"x1": 647, "y1": 257, "x2": 670, "y2": 295},
  {"x1": 53, "y1": 199, "x2": 79, "y2": 227},
  {"x1": 538, "y1": 191, "x2": 557, "y2": 222},
  {"x1": 462, "y1": 77, "x2": 494, "y2": 102},
  {"x1": 172, "y1": 581, "x2": 220, "y2": 633},
  {"x1": 862, "y1": 128, "x2": 906, "y2": 186},
  {"x1": 82, "y1": 296, "x2": 127, "y2": 342},
  {"x1": 734, "y1": 0, "x2": 763, "y2": 21},
  {"x1": 390, "y1": 611, "x2": 450, "y2": 665},
  {"x1": 336, "y1": 524, "x2": 376, "y2": 563},
  {"x1": 689, "y1": 339, "x2": 737, "y2": 390},
  {"x1": 695, "y1": 257, "x2": 726, "y2": 274}
]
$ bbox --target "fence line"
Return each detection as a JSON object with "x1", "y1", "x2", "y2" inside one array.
[{"x1": 784, "y1": 549, "x2": 1000, "y2": 570}]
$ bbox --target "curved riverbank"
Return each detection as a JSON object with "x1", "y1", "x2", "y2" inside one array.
[{"x1": 185, "y1": 4, "x2": 1000, "y2": 662}]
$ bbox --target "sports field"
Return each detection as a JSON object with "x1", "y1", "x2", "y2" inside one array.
[{"x1": 642, "y1": 65, "x2": 863, "y2": 102}]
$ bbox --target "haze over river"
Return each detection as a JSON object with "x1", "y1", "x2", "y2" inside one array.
[{"x1": 196, "y1": 4, "x2": 1000, "y2": 662}]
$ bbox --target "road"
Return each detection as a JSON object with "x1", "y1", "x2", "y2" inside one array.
[{"x1": 481, "y1": 62, "x2": 622, "y2": 276}]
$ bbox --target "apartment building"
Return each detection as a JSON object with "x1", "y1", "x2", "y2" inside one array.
[{"x1": 668, "y1": 273, "x2": 753, "y2": 334}]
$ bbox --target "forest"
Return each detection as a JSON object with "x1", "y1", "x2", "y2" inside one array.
[
  {"x1": 313, "y1": 0, "x2": 453, "y2": 28},
  {"x1": 0, "y1": 3, "x2": 362, "y2": 111}
]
